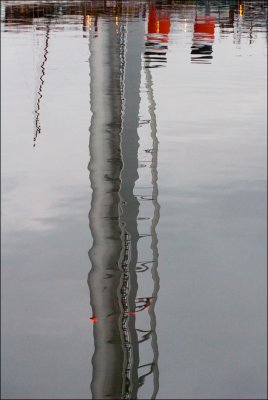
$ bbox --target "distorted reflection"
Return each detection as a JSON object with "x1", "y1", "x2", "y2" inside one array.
[
  {"x1": 34, "y1": 21, "x2": 50, "y2": 146},
  {"x1": 2, "y1": 1, "x2": 267, "y2": 399},
  {"x1": 191, "y1": 15, "x2": 215, "y2": 64},
  {"x1": 87, "y1": 6, "x2": 160, "y2": 398},
  {"x1": 145, "y1": 4, "x2": 170, "y2": 68},
  {"x1": 88, "y1": 14, "x2": 125, "y2": 398},
  {"x1": 4, "y1": 0, "x2": 266, "y2": 144}
]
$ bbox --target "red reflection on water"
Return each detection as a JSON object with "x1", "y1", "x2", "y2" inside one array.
[
  {"x1": 148, "y1": 5, "x2": 170, "y2": 42},
  {"x1": 193, "y1": 16, "x2": 215, "y2": 42}
]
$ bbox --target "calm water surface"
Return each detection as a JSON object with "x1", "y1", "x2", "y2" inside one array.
[{"x1": 1, "y1": 1, "x2": 267, "y2": 399}]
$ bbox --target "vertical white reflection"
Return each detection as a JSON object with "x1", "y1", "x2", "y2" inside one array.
[{"x1": 88, "y1": 17, "x2": 124, "y2": 400}]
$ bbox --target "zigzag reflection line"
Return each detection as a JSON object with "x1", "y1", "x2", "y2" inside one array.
[{"x1": 34, "y1": 21, "x2": 50, "y2": 147}]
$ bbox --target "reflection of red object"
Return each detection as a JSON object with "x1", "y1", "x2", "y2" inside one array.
[
  {"x1": 148, "y1": 5, "x2": 157, "y2": 33},
  {"x1": 148, "y1": 5, "x2": 170, "y2": 42},
  {"x1": 129, "y1": 311, "x2": 136, "y2": 315},
  {"x1": 193, "y1": 16, "x2": 215, "y2": 41},
  {"x1": 89, "y1": 317, "x2": 98, "y2": 323}
]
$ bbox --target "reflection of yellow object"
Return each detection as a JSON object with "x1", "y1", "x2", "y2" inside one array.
[
  {"x1": 157, "y1": 21, "x2": 160, "y2": 34},
  {"x1": 240, "y1": 4, "x2": 243, "y2": 16},
  {"x1": 87, "y1": 15, "x2": 92, "y2": 26},
  {"x1": 116, "y1": 15, "x2": 118, "y2": 26}
]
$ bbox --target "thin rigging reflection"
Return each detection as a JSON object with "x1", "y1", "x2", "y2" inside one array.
[{"x1": 34, "y1": 21, "x2": 50, "y2": 146}]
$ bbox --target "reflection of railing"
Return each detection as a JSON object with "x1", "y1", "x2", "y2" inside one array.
[
  {"x1": 129, "y1": 54, "x2": 161, "y2": 399},
  {"x1": 118, "y1": 21, "x2": 132, "y2": 400},
  {"x1": 120, "y1": 232, "x2": 132, "y2": 400},
  {"x1": 4, "y1": 0, "x2": 268, "y2": 37},
  {"x1": 115, "y1": 9, "x2": 161, "y2": 397},
  {"x1": 4, "y1": 1, "x2": 146, "y2": 26},
  {"x1": 119, "y1": 49, "x2": 161, "y2": 398}
]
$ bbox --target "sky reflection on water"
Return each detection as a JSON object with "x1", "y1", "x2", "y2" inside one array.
[{"x1": 1, "y1": 1, "x2": 267, "y2": 399}]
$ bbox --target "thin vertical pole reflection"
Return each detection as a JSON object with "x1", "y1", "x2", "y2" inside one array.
[
  {"x1": 144, "y1": 64, "x2": 160, "y2": 400},
  {"x1": 34, "y1": 20, "x2": 50, "y2": 146}
]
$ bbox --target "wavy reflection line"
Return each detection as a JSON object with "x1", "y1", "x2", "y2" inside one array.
[
  {"x1": 34, "y1": 21, "x2": 50, "y2": 147},
  {"x1": 118, "y1": 15, "x2": 146, "y2": 398},
  {"x1": 118, "y1": 20, "x2": 133, "y2": 400},
  {"x1": 144, "y1": 56, "x2": 160, "y2": 400}
]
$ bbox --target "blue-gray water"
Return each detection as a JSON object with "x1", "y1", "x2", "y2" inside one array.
[{"x1": 1, "y1": 1, "x2": 267, "y2": 399}]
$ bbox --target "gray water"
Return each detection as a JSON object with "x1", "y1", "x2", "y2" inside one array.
[{"x1": 1, "y1": 1, "x2": 267, "y2": 399}]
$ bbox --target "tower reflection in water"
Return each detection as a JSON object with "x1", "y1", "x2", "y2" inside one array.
[{"x1": 87, "y1": 7, "x2": 164, "y2": 399}]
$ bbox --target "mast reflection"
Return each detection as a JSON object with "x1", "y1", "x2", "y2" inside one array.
[
  {"x1": 88, "y1": 15, "x2": 124, "y2": 399},
  {"x1": 88, "y1": 5, "x2": 161, "y2": 399}
]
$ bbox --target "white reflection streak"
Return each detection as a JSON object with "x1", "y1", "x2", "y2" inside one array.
[{"x1": 88, "y1": 17, "x2": 125, "y2": 399}]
